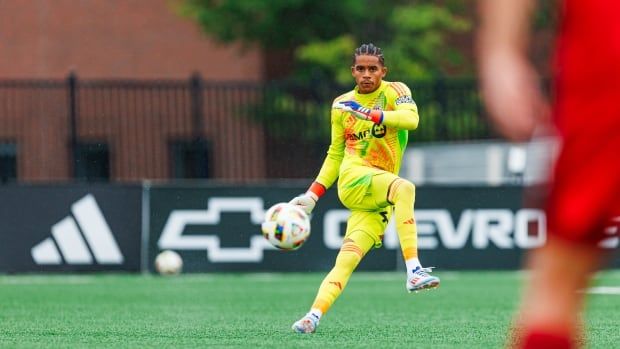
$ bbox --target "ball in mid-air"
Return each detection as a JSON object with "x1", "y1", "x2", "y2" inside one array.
[{"x1": 261, "y1": 202, "x2": 311, "y2": 251}]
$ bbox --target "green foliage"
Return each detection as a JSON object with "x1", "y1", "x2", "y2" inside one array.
[
  {"x1": 385, "y1": 5, "x2": 471, "y2": 79},
  {"x1": 293, "y1": 4, "x2": 471, "y2": 84},
  {"x1": 178, "y1": 0, "x2": 365, "y2": 49},
  {"x1": 179, "y1": 0, "x2": 472, "y2": 81},
  {"x1": 179, "y1": 0, "x2": 479, "y2": 143},
  {"x1": 235, "y1": 78, "x2": 488, "y2": 144},
  {"x1": 533, "y1": 0, "x2": 559, "y2": 30},
  {"x1": 295, "y1": 36, "x2": 358, "y2": 85},
  {"x1": 407, "y1": 78, "x2": 489, "y2": 143},
  {"x1": 244, "y1": 85, "x2": 332, "y2": 142}
]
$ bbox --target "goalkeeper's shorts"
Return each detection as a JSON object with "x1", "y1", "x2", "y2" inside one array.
[{"x1": 337, "y1": 165, "x2": 400, "y2": 248}]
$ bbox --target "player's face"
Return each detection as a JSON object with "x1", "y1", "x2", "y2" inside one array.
[{"x1": 351, "y1": 55, "x2": 387, "y2": 94}]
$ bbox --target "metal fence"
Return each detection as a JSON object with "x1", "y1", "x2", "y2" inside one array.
[{"x1": 0, "y1": 74, "x2": 491, "y2": 183}]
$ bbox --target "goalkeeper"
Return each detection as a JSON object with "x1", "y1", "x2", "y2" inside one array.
[{"x1": 290, "y1": 43, "x2": 440, "y2": 334}]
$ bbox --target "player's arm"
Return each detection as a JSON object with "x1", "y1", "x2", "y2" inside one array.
[
  {"x1": 380, "y1": 82, "x2": 419, "y2": 130},
  {"x1": 290, "y1": 107, "x2": 344, "y2": 214},
  {"x1": 334, "y1": 83, "x2": 419, "y2": 130},
  {"x1": 477, "y1": 0, "x2": 546, "y2": 142}
]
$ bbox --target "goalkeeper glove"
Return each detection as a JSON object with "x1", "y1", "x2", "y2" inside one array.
[
  {"x1": 335, "y1": 100, "x2": 383, "y2": 124},
  {"x1": 289, "y1": 182, "x2": 325, "y2": 215},
  {"x1": 289, "y1": 192, "x2": 318, "y2": 215}
]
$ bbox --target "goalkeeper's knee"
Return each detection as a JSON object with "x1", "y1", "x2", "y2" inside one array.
[{"x1": 389, "y1": 178, "x2": 415, "y2": 204}]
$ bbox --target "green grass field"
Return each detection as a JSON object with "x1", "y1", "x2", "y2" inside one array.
[{"x1": 0, "y1": 271, "x2": 618, "y2": 348}]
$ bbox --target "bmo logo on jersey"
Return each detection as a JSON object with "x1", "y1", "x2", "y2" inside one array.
[
  {"x1": 345, "y1": 125, "x2": 387, "y2": 141},
  {"x1": 345, "y1": 129, "x2": 372, "y2": 141}
]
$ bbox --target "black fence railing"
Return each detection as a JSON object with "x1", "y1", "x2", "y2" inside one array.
[{"x1": 0, "y1": 74, "x2": 492, "y2": 183}]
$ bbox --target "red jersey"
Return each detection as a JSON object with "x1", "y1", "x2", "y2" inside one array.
[{"x1": 547, "y1": 0, "x2": 620, "y2": 243}]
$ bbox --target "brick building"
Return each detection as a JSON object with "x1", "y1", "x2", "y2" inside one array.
[
  {"x1": 0, "y1": 0, "x2": 263, "y2": 80},
  {"x1": 0, "y1": 0, "x2": 272, "y2": 183}
]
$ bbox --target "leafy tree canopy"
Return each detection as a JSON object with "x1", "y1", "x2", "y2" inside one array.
[{"x1": 179, "y1": 0, "x2": 472, "y2": 82}]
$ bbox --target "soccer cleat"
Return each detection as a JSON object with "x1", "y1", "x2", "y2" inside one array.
[
  {"x1": 407, "y1": 266, "x2": 440, "y2": 293},
  {"x1": 291, "y1": 313, "x2": 320, "y2": 334}
]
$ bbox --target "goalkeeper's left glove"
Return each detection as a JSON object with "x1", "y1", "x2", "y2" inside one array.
[{"x1": 335, "y1": 100, "x2": 383, "y2": 124}]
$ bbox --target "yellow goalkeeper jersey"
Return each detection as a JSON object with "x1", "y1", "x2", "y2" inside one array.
[{"x1": 315, "y1": 80, "x2": 419, "y2": 190}]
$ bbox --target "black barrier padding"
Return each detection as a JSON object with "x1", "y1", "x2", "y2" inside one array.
[{"x1": 0, "y1": 185, "x2": 142, "y2": 272}]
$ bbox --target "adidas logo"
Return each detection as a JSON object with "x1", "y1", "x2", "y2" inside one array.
[
  {"x1": 328, "y1": 281, "x2": 343, "y2": 290},
  {"x1": 30, "y1": 194, "x2": 124, "y2": 265}
]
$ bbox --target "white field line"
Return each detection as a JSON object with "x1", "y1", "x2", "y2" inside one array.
[{"x1": 586, "y1": 286, "x2": 620, "y2": 295}]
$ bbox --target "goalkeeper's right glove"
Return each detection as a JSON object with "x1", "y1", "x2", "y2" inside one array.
[
  {"x1": 289, "y1": 182, "x2": 326, "y2": 215},
  {"x1": 289, "y1": 192, "x2": 318, "y2": 215}
]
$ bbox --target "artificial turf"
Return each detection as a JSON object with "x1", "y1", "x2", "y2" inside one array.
[{"x1": 0, "y1": 271, "x2": 618, "y2": 348}]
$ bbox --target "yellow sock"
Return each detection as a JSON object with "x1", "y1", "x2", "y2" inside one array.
[
  {"x1": 310, "y1": 232, "x2": 374, "y2": 315},
  {"x1": 389, "y1": 179, "x2": 418, "y2": 261}
]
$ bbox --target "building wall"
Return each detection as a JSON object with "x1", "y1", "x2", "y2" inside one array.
[
  {"x1": 0, "y1": 0, "x2": 268, "y2": 182},
  {"x1": 0, "y1": 85, "x2": 70, "y2": 181},
  {"x1": 0, "y1": 0, "x2": 263, "y2": 80}
]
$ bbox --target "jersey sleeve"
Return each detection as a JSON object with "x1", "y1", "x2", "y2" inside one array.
[
  {"x1": 380, "y1": 82, "x2": 419, "y2": 130},
  {"x1": 314, "y1": 105, "x2": 345, "y2": 189}
]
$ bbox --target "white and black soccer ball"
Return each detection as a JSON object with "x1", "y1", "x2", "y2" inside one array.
[
  {"x1": 261, "y1": 202, "x2": 311, "y2": 251},
  {"x1": 154, "y1": 250, "x2": 183, "y2": 275}
]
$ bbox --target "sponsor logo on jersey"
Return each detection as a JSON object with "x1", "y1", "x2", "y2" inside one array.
[
  {"x1": 346, "y1": 124, "x2": 388, "y2": 141},
  {"x1": 345, "y1": 129, "x2": 372, "y2": 141},
  {"x1": 371, "y1": 124, "x2": 387, "y2": 138}
]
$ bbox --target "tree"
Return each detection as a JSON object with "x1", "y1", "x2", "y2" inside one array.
[
  {"x1": 296, "y1": 4, "x2": 470, "y2": 84},
  {"x1": 178, "y1": 0, "x2": 472, "y2": 81},
  {"x1": 179, "y1": 0, "x2": 365, "y2": 49}
]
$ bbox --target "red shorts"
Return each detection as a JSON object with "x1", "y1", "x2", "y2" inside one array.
[{"x1": 546, "y1": 92, "x2": 620, "y2": 244}]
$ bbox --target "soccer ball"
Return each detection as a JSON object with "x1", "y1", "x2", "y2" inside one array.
[
  {"x1": 261, "y1": 202, "x2": 311, "y2": 251},
  {"x1": 154, "y1": 250, "x2": 183, "y2": 275}
]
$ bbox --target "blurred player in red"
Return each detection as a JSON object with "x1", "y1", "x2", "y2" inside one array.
[{"x1": 478, "y1": 0, "x2": 620, "y2": 348}]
